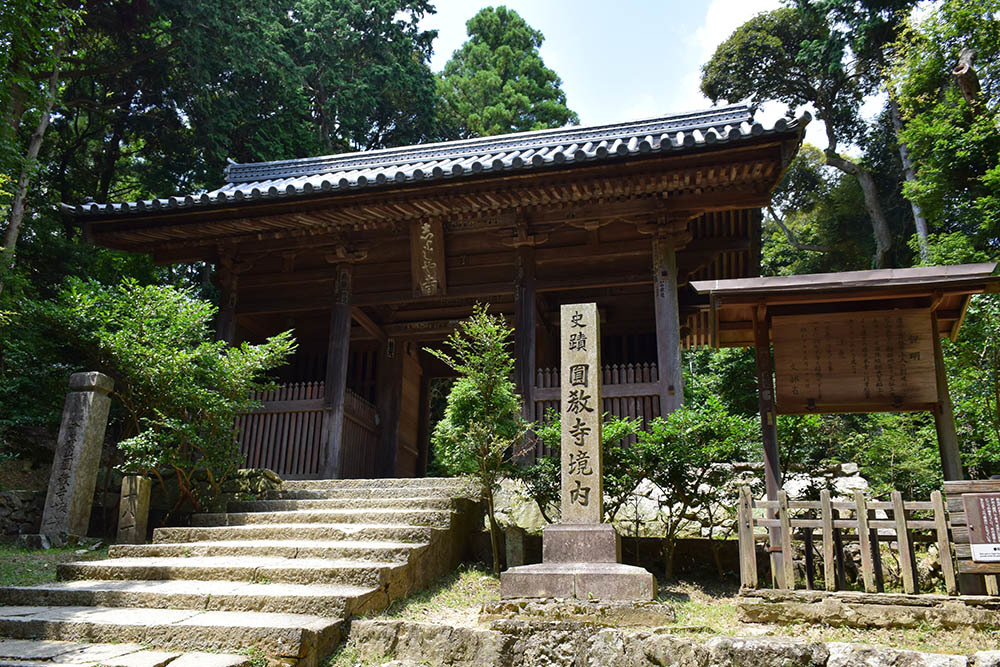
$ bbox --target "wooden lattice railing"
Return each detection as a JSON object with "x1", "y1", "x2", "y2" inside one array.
[
  {"x1": 737, "y1": 487, "x2": 958, "y2": 595},
  {"x1": 533, "y1": 363, "x2": 661, "y2": 448},
  {"x1": 236, "y1": 382, "x2": 378, "y2": 479}
]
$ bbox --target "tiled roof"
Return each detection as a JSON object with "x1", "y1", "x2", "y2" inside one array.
[{"x1": 66, "y1": 104, "x2": 807, "y2": 217}]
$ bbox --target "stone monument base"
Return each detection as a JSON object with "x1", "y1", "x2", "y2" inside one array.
[
  {"x1": 500, "y1": 562, "x2": 656, "y2": 600},
  {"x1": 542, "y1": 523, "x2": 619, "y2": 563}
]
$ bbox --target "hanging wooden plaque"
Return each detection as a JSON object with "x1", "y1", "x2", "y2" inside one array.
[
  {"x1": 772, "y1": 308, "x2": 938, "y2": 414},
  {"x1": 410, "y1": 220, "x2": 447, "y2": 297}
]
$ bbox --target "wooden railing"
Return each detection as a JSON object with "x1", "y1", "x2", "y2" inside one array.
[
  {"x1": 236, "y1": 382, "x2": 379, "y2": 479},
  {"x1": 533, "y1": 363, "x2": 661, "y2": 447},
  {"x1": 737, "y1": 487, "x2": 958, "y2": 595}
]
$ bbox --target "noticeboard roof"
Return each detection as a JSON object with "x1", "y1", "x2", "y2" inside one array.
[{"x1": 691, "y1": 263, "x2": 1000, "y2": 347}]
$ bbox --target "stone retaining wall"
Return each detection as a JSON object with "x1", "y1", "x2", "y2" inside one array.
[
  {"x1": 0, "y1": 490, "x2": 45, "y2": 538},
  {"x1": 344, "y1": 619, "x2": 1000, "y2": 667}
]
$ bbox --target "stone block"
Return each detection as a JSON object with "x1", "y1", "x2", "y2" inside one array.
[
  {"x1": 542, "y1": 523, "x2": 619, "y2": 563},
  {"x1": 41, "y1": 371, "x2": 114, "y2": 541},
  {"x1": 118, "y1": 475, "x2": 152, "y2": 545},
  {"x1": 500, "y1": 562, "x2": 656, "y2": 600},
  {"x1": 504, "y1": 525, "x2": 526, "y2": 568}
]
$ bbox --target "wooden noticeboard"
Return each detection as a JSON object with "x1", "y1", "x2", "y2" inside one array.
[
  {"x1": 964, "y1": 493, "x2": 1000, "y2": 563},
  {"x1": 772, "y1": 308, "x2": 938, "y2": 414}
]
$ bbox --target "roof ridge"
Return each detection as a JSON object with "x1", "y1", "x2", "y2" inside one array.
[{"x1": 223, "y1": 105, "x2": 752, "y2": 184}]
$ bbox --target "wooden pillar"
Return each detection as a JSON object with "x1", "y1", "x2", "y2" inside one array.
[
  {"x1": 752, "y1": 304, "x2": 785, "y2": 587},
  {"x1": 514, "y1": 245, "x2": 537, "y2": 459},
  {"x1": 215, "y1": 262, "x2": 238, "y2": 343},
  {"x1": 652, "y1": 235, "x2": 684, "y2": 414},
  {"x1": 375, "y1": 338, "x2": 403, "y2": 478},
  {"x1": 322, "y1": 265, "x2": 353, "y2": 479},
  {"x1": 931, "y1": 311, "x2": 964, "y2": 481}
]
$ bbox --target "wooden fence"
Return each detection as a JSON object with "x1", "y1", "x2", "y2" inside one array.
[
  {"x1": 236, "y1": 382, "x2": 379, "y2": 479},
  {"x1": 533, "y1": 363, "x2": 661, "y2": 447},
  {"x1": 737, "y1": 487, "x2": 957, "y2": 595}
]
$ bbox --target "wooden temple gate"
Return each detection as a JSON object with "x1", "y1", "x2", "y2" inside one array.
[{"x1": 74, "y1": 104, "x2": 808, "y2": 480}]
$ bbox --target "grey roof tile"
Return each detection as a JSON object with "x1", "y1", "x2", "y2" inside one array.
[{"x1": 67, "y1": 105, "x2": 808, "y2": 217}]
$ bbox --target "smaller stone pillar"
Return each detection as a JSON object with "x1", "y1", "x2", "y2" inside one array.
[
  {"x1": 40, "y1": 372, "x2": 114, "y2": 543},
  {"x1": 117, "y1": 475, "x2": 152, "y2": 544}
]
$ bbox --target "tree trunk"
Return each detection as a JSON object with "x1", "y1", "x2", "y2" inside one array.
[
  {"x1": 953, "y1": 47, "x2": 982, "y2": 114},
  {"x1": 889, "y1": 99, "x2": 930, "y2": 263},
  {"x1": 1, "y1": 41, "x2": 64, "y2": 295},
  {"x1": 824, "y1": 149, "x2": 894, "y2": 268},
  {"x1": 485, "y1": 488, "x2": 504, "y2": 575}
]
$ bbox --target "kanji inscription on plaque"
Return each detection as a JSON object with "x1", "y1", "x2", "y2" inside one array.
[
  {"x1": 560, "y1": 303, "x2": 602, "y2": 523},
  {"x1": 772, "y1": 309, "x2": 938, "y2": 414},
  {"x1": 963, "y1": 493, "x2": 1000, "y2": 563}
]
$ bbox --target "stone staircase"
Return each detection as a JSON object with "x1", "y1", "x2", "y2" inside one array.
[{"x1": 0, "y1": 477, "x2": 480, "y2": 667}]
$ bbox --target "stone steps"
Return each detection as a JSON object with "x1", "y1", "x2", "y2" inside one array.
[
  {"x1": 0, "y1": 638, "x2": 250, "y2": 667},
  {"x1": 0, "y1": 579, "x2": 382, "y2": 617},
  {"x1": 265, "y1": 486, "x2": 475, "y2": 500},
  {"x1": 281, "y1": 477, "x2": 476, "y2": 491},
  {"x1": 0, "y1": 476, "x2": 480, "y2": 666},
  {"x1": 153, "y1": 523, "x2": 436, "y2": 544},
  {"x1": 190, "y1": 507, "x2": 452, "y2": 528},
  {"x1": 59, "y1": 555, "x2": 405, "y2": 588},
  {"x1": 0, "y1": 607, "x2": 340, "y2": 666},
  {"x1": 110, "y1": 538, "x2": 424, "y2": 562},
  {"x1": 228, "y1": 496, "x2": 455, "y2": 512}
]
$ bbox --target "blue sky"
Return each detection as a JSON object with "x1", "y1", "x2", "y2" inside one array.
[{"x1": 419, "y1": 0, "x2": 836, "y2": 147}]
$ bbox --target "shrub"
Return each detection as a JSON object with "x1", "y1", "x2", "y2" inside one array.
[
  {"x1": 427, "y1": 303, "x2": 529, "y2": 574},
  {"x1": 45, "y1": 278, "x2": 295, "y2": 515}
]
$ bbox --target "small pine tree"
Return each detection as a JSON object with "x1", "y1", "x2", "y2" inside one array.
[{"x1": 426, "y1": 303, "x2": 529, "y2": 575}]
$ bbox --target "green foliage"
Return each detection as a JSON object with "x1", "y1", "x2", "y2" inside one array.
[
  {"x1": 43, "y1": 279, "x2": 295, "y2": 513},
  {"x1": 436, "y1": 6, "x2": 578, "y2": 139},
  {"x1": 426, "y1": 303, "x2": 528, "y2": 573},
  {"x1": 701, "y1": 7, "x2": 865, "y2": 145},
  {"x1": 517, "y1": 411, "x2": 643, "y2": 523},
  {"x1": 891, "y1": 0, "x2": 1000, "y2": 250},
  {"x1": 941, "y1": 293, "x2": 1000, "y2": 479},
  {"x1": 642, "y1": 398, "x2": 758, "y2": 578}
]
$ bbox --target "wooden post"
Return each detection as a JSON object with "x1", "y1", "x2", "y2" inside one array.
[
  {"x1": 821, "y1": 490, "x2": 836, "y2": 591},
  {"x1": 514, "y1": 245, "x2": 537, "y2": 460},
  {"x1": 375, "y1": 338, "x2": 403, "y2": 478},
  {"x1": 804, "y1": 528, "x2": 815, "y2": 589},
  {"x1": 892, "y1": 490, "x2": 917, "y2": 594},
  {"x1": 777, "y1": 490, "x2": 795, "y2": 590},
  {"x1": 322, "y1": 265, "x2": 352, "y2": 479},
  {"x1": 737, "y1": 486, "x2": 758, "y2": 589},
  {"x1": 215, "y1": 260, "x2": 238, "y2": 343},
  {"x1": 652, "y1": 235, "x2": 683, "y2": 414},
  {"x1": 870, "y1": 512, "x2": 886, "y2": 593},
  {"x1": 931, "y1": 490, "x2": 958, "y2": 596},
  {"x1": 855, "y1": 491, "x2": 877, "y2": 593},
  {"x1": 752, "y1": 304, "x2": 784, "y2": 586},
  {"x1": 930, "y1": 311, "x2": 963, "y2": 481}
]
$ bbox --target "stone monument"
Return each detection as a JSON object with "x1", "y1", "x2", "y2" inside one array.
[
  {"x1": 501, "y1": 303, "x2": 656, "y2": 600},
  {"x1": 40, "y1": 371, "x2": 114, "y2": 543},
  {"x1": 117, "y1": 475, "x2": 152, "y2": 544}
]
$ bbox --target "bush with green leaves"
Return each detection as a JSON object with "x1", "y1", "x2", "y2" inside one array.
[
  {"x1": 45, "y1": 278, "x2": 295, "y2": 515},
  {"x1": 427, "y1": 303, "x2": 529, "y2": 574},
  {"x1": 641, "y1": 396, "x2": 758, "y2": 578},
  {"x1": 515, "y1": 411, "x2": 644, "y2": 523}
]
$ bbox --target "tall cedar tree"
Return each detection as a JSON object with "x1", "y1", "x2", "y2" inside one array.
[{"x1": 436, "y1": 6, "x2": 578, "y2": 139}]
